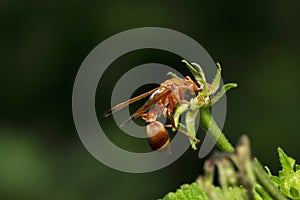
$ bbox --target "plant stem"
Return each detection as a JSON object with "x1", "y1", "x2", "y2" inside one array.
[
  {"x1": 252, "y1": 158, "x2": 287, "y2": 200},
  {"x1": 199, "y1": 107, "x2": 287, "y2": 199},
  {"x1": 200, "y1": 107, "x2": 234, "y2": 152}
]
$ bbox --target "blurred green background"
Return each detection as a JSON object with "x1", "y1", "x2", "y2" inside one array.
[{"x1": 1, "y1": 0, "x2": 300, "y2": 199}]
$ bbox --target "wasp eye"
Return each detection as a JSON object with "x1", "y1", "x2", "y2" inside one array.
[{"x1": 146, "y1": 121, "x2": 170, "y2": 151}]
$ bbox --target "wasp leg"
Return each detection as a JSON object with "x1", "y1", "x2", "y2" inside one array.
[
  {"x1": 164, "y1": 124, "x2": 200, "y2": 143},
  {"x1": 185, "y1": 76, "x2": 201, "y2": 92},
  {"x1": 167, "y1": 94, "x2": 180, "y2": 129}
]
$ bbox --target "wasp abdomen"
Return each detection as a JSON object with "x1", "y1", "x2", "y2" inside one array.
[{"x1": 146, "y1": 121, "x2": 170, "y2": 151}]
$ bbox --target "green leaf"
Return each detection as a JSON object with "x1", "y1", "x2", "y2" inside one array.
[
  {"x1": 265, "y1": 166, "x2": 272, "y2": 176},
  {"x1": 210, "y1": 83, "x2": 238, "y2": 106},
  {"x1": 162, "y1": 183, "x2": 209, "y2": 200},
  {"x1": 182, "y1": 60, "x2": 209, "y2": 95},
  {"x1": 186, "y1": 108, "x2": 199, "y2": 150},
  {"x1": 173, "y1": 103, "x2": 189, "y2": 132},
  {"x1": 265, "y1": 166, "x2": 280, "y2": 186},
  {"x1": 211, "y1": 62, "x2": 222, "y2": 93},
  {"x1": 191, "y1": 62, "x2": 207, "y2": 82},
  {"x1": 270, "y1": 176, "x2": 280, "y2": 186},
  {"x1": 207, "y1": 185, "x2": 248, "y2": 200},
  {"x1": 182, "y1": 60, "x2": 204, "y2": 82},
  {"x1": 267, "y1": 147, "x2": 300, "y2": 199},
  {"x1": 296, "y1": 164, "x2": 300, "y2": 172},
  {"x1": 226, "y1": 186, "x2": 249, "y2": 200},
  {"x1": 167, "y1": 72, "x2": 180, "y2": 79},
  {"x1": 278, "y1": 147, "x2": 295, "y2": 175},
  {"x1": 290, "y1": 187, "x2": 300, "y2": 199},
  {"x1": 162, "y1": 183, "x2": 249, "y2": 200}
]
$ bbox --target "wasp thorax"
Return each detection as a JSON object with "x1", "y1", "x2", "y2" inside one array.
[{"x1": 146, "y1": 121, "x2": 170, "y2": 151}]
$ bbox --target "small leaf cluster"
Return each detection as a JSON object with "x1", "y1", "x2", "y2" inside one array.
[
  {"x1": 170, "y1": 60, "x2": 237, "y2": 150},
  {"x1": 162, "y1": 183, "x2": 209, "y2": 200},
  {"x1": 161, "y1": 183, "x2": 247, "y2": 200},
  {"x1": 160, "y1": 59, "x2": 300, "y2": 200},
  {"x1": 162, "y1": 137, "x2": 300, "y2": 200},
  {"x1": 266, "y1": 148, "x2": 300, "y2": 199},
  {"x1": 181, "y1": 60, "x2": 237, "y2": 108}
]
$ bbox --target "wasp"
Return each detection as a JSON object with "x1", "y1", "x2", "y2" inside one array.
[{"x1": 103, "y1": 74, "x2": 212, "y2": 151}]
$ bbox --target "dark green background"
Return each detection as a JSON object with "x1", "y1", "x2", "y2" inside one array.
[{"x1": 1, "y1": 1, "x2": 300, "y2": 199}]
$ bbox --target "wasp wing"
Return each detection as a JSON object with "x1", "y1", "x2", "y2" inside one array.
[
  {"x1": 103, "y1": 87, "x2": 160, "y2": 117},
  {"x1": 120, "y1": 88, "x2": 171, "y2": 126}
]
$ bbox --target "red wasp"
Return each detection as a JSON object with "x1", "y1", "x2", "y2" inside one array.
[{"x1": 104, "y1": 76, "x2": 203, "y2": 151}]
